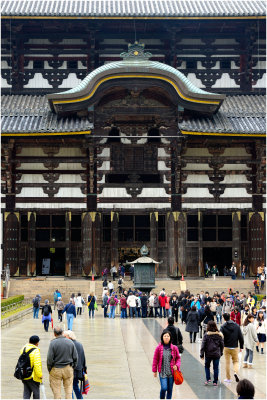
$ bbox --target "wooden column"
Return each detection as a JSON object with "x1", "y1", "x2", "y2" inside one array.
[
  {"x1": 150, "y1": 212, "x2": 158, "y2": 262},
  {"x1": 82, "y1": 213, "x2": 93, "y2": 276},
  {"x1": 111, "y1": 212, "x2": 119, "y2": 268},
  {"x1": 177, "y1": 213, "x2": 186, "y2": 276},
  {"x1": 28, "y1": 212, "x2": 36, "y2": 276},
  {"x1": 65, "y1": 212, "x2": 71, "y2": 276},
  {"x1": 249, "y1": 212, "x2": 265, "y2": 275},
  {"x1": 232, "y1": 212, "x2": 241, "y2": 276},
  {"x1": 198, "y1": 211, "x2": 204, "y2": 276},
  {"x1": 167, "y1": 213, "x2": 176, "y2": 276},
  {"x1": 93, "y1": 213, "x2": 101, "y2": 275},
  {"x1": 4, "y1": 212, "x2": 19, "y2": 276},
  {"x1": 2, "y1": 140, "x2": 15, "y2": 211},
  {"x1": 87, "y1": 145, "x2": 97, "y2": 210}
]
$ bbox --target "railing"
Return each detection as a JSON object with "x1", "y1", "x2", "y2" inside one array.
[{"x1": 1, "y1": 298, "x2": 32, "y2": 317}]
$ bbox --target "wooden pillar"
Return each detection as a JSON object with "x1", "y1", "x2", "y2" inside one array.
[
  {"x1": 93, "y1": 213, "x2": 101, "y2": 275},
  {"x1": 232, "y1": 212, "x2": 241, "y2": 276},
  {"x1": 167, "y1": 213, "x2": 176, "y2": 276},
  {"x1": 249, "y1": 212, "x2": 265, "y2": 275},
  {"x1": 87, "y1": 145, "x2": 97, "y2": 210},
  {"x1": 4, "y1": 212, "x2": 19, "y2": 276},
  {"x1": 2, "y1": 140, "x2": 15, "y2": 211},
  {"x1": 150, "y1": 212, "x2": 158, "y2": 262},
  {"x1": 177, "y1": 213, "x2": 186, "y2": 276},
  {"x1": 65, "y1": 212, "x2": 71, "y2": 276},
  {"x1": 82, "y1": 212, "x2": 93, "y2": 276},
  {"x1": 28, "y1": 212, "x2": 36, "y2": 276},
  {"x1": 198, "y1": 211, "x2": 204, "y2": 276},
  {"x1": 111, "y1": 212, "x2": 119, "y2": 268}
]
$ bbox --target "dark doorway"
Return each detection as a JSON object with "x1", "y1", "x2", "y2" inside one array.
[
  {"x1": 36, "y1": 248, "x2": 65, "y2": 276},
  {"x1": 203, "y1": 247, "x2": 232, "y2": 276}
]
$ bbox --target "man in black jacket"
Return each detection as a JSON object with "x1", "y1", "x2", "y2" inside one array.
[
  {"x1": 220, "y1": 313, "x2": 244, "y2": 383},
  {"x1": 140, "y1": 293, "x2": 148, "y2": 318},
  {"x1": 166, "y1": 317, "x2": 183, "y2": 350}
]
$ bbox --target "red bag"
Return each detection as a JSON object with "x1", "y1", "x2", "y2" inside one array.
[
  {"x1": 174, "y1": 369, "x2": 183, "y2": 385},
  {"x1": 51, "y1": 318, "x2": 54, "y2": 328}
]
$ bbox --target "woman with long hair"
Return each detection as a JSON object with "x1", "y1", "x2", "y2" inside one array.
[
  {"x1": 152, "y1": 329, "x2": 181, "y2": 399},
  {"x1": 200, "y1": 320, "x2": 224, "y2": 386},
  {"x1": 185, "y1": 305, "x2": 199, "y2": 343},
  {"x1": 255, "y1": 311, "x2": 266, "y2": 354},
  {"x1": 87, "y1": 292, "x2": 96, "y2": 319},
  {"x1": 242, "y1": 314, "x2": 258, "y2": 368}
]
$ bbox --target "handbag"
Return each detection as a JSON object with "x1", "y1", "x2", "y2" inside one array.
[
  {"x1": 94, "y1": 302, "x2": 98, "y2": 311},
  {"x1": 174, "y1": 369, "x2": 184, "y2": 385},
  {"x1": 82, "y1": 373, "x2": 90, "y2": 395}
]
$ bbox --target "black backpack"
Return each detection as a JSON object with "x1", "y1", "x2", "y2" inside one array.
[
  {"x1": 33, "y1": 298, "x2": 39, "y2": 308},
  {"x1": 14, "y1": 347, "x2": 35, "y2": 380},
  {"x1": 43, "y1": 305, "x2": 49, "y2": 316}
]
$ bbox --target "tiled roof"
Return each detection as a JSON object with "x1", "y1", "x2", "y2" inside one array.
[
  {"x1": 180, "y1": 95, "x2": 266, "y2": 136},
  {"x1": 1, "y1": 0, "x2": 266, "y2": 18},
  {"x1": 1, "y1": 95, "x2": 93, "y2": 134}
]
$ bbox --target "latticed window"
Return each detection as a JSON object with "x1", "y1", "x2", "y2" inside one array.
[{"x1": 124, "y1": 147, "x2": 144, "y2": 171}]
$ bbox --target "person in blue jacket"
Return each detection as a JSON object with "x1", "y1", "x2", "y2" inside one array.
[{"x1": 62, "y1": 299, "x2": 76, "y2": 330}]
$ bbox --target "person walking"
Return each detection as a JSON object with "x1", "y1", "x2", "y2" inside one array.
[
  {"x1": 108, "y1": 281, "x2": 114, "y2": 296},
  {"x1": 62, "y1": 299, "x2": 77, "y2": 330},
  {"x1": 19, "y1": 335, "x2": 42, "y2": 399},
  {"x1": 140, "y1": 292, "x2": 148, "y2": 318},
  {"x1": 47, "y1": 326, "x2": 78, "y2": 399},
  {"x1": 159, "y1": 292, "x2": 167, "y2": 318},
  {"x1": 153, "y1": 293, "x2": 160, "y2": 318},
  {"x1": 152, "y1": 329, "x2": 181, "y2": 399},
  {"x1": 200, "y1": 321, "x2": 224, "y2": 386},
  {"x1": 75, "y1": 293, "x2": 84, "y2": 316},
  {"x1": 102, "y1": 291, "x2": 109, "y2": 318},
  {"x1": 117, "y1": 276, "x2": 124, "y2": 294},
  {"x1": 56, "y1": 297, "x2": 65, "y2": 322},
  {"x1": 170, "y1": 295, "x2": 179, "y2": 323},
  {"x1": 241, "y1": 265, "x2": 247, "y2": 280},
  {"x1": 211, "y1": 265, "x2": 218, "y2": 280},
  {"x1": 63, "y1": 330, "x2": 87, "y2": 399},
  {"x1": 231, "y1": 307, "x2": 241, "y2": 326},
  {"x1": 216, "y1": 302, "x2": 223, "y2": 325},
  {"x1": 200, "y1": 305, "x2": 214, "y2": 336},
  {"x1": 220, "y1": 313, "x2": 244, "y2": 383},
  {"x1": 255, "y1": 311, "x2": 266, "y2": 354},
  {"x1": 127, "y1": 291, "x2": 137, "y2": 318},
  {"x1": 108, "y1": 293, "x2": 118, "y2": 318},
  {"x1": 166, "y1": 316, "x2": 183, "y2": 352},
  {"x1": 148, "y1": 292, "x2": 155, "y2": 317},
  {"x1": 53, "y1": 290, "x2": 59, "y2": 310},
  {"x1": 87, "y1": 293, "x2": 96, "y2": 319},
  {"x1": 110, "y1": 265, "x2": 117, "y2": 281},
  {"x1": 120, "y1": 294, "x2": 127, "y2": 319},
  {"x1": 186, "y1": 305, "x2": 199, "y2": 343},
  {"x1": 260, "y1": 272, "x2": 265, "y2": 291},
  {"x1": 242, "y1": 314, "x2": 258, "y2": 368},
  {"x1": 41, "y1": 299, "x2": 52, "y2": 332},
  {"x1": 32, "y1": 295, "x2": 41, "y2": 319}
]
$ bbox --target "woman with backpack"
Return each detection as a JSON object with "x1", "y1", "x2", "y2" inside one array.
[
  {"x1": 152, "y1": 329, "x2": 181, "y2": 399},
  {"x1": 107, "y1": 293, "x2": 118, "y2": 319},
  {"x1": 200, "y1": 320, "x2": 224, "y2": 386},
  {"x1": 87, "y1": 292, "x2": 96, "y2": 319},
  {"x1": 41, "y1": 299, "x2": 52, "y2": 332}
]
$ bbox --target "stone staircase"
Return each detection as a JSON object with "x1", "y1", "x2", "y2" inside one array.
[{"x1": 9, "y1": 276, "x2": 255, "y2": 305}]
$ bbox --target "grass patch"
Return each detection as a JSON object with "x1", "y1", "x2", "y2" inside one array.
[{"x1": 1, "y1": 304, "x2": 32, "y2": 320}]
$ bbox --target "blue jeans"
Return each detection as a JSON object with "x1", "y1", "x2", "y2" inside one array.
[
  {"x1": 67, "y1": 313, "x2": 74, "y2": 330},
  {"x1": 242, "y1": 272, "x2": 246, "y2": 279},
  {"x1": 136, "y1": 307, "x2": 141, "y2": 318},
  {"x1": 205, "y1": 357, "x2": 220, "y2": 383},
  {"x1": 109, "y1": 305, "x2": 116, "y2": 318},
  {"x1": 159, "y1": 376, "x2": 174, "y2": 399},
  {"x1": 160, "y1": 307, "x2": 166, "y2": 318},
  {"x1": 72, "y1": 377, "x2": 83, "y2": 399},
  {"x1": 130, "y1": 307, "x2": 136, "y2": 318},
  {"x1": 33, "y1": 307, "x2": 39, "y2": 319},
  {"x1": 121, "y1": 308, "x2": 127, "y2": 319},
  {"x1": 216, "y1": 314, "x2": 222, "y2": 324},
  {"x1": 244, "y1": 348, "x2": 253, "y2": 364},
  {"x1": 89, "y1": 308, "x2": 95, "y2": 318}
]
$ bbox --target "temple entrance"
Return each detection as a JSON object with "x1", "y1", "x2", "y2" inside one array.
[
  {"x1": 118, "y1": 247, "x2": 140, "y2": 272},
  {"x1": 203, "y1": 247, "x2": 232, "y2": 276},
  {"x1": 36, "y1": 248, "x2": 65, "y2": 276}
]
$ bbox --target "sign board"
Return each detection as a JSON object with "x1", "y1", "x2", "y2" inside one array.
[
  {"x1": 180, "y1": 281, "x2": 187, "y2": 291},
  {"x1": 42, "y1": 258, "x2": 50, "y2": 275}
]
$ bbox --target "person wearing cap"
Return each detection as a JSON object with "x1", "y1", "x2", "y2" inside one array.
[{"x1": 20, "y1": 335, "x2": 42, "y2": 399}]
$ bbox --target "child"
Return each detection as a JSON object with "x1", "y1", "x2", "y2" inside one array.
[{"x1": 200, "y1": 320, "x2": 224, "y2": 386}]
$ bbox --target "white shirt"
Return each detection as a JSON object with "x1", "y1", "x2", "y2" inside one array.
[
  {"x1": 108, "y1": 282, "x2": 114, "y2": 290},
  {"x1": 75, "y1": 296, "x2": 84, "y2": 308},
  {"x1": 127, "y1": 295, "x2": 137, "y2": 307}
]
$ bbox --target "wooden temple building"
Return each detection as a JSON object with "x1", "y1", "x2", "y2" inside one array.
[{"x1": 1, "y1": 0, "x2": 266, "y2": 277}]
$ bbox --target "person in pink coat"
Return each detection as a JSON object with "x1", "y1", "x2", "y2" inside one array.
[{"x1": 152, "y1": 329, "x2": 181, "y2": 399}]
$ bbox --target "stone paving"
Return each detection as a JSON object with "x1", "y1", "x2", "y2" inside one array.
[{"x1": 1, "y1": 308, "x2": 266, "y2": 399}]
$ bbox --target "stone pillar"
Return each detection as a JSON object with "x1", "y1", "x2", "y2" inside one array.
[
  {"x1": 232, "y1": 212, "x2": 241, "y2": 276},
  {"x1": 177, "y1": 213, "x2": 186, "y2": 276},
  {"x1": 28, "y1": 212, "x2": 36, "y2": 276},
  {"x1": 198, "y1": 211, "x2": 203, "y2": 276},
  {"x1": 4, "y1": 212, "x2": 19, "y2": 276},
  {"x1": 167, "y1": 213, "x2": 176, "y2": 276},
  {"x1": 150, "y1": 212, "x2": 158, "y2": 262},
  {"x1": 111, "y1": 212, "x2": 119, "y2": 268},
  {"x1": 65, "y1": 212, "x2": 71, "y2": 276},
  {"x1": 82, "y1": 212, "x2": 93, "y2": 276}
]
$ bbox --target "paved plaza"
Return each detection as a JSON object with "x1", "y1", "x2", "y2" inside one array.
[{"x1": 1, "y1": 309, "x2": 266, "y2": 400}]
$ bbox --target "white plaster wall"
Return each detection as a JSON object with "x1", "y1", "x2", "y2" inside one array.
[
  {"x1": 183, "y1": 163, "x2": 212, "y2": 171},
  {"x1": 223, "y1": 148, "x2": 248, "y2": 157},
  {"x1": 98, "y1": 161, "x2": 110, "y2": 170},
  {"x1": 19, "y1": 148, "x2": 45, "y2": 156},
  {"x1": 16, "y1": 188, "x2": 47, "y2": 197},
  {"x1": 184, "y1": 174, "x2": 211, "y2": 184},
  {"x1": 222, "y1": 175, "x2": 249, "y2": 184},
  {"x1": 54, "y1": 188, "x2": 85, "y2": 198},
  {"x1": 186, "y1": 73, "x2": 205, "y2": 88},
  {"x1": 98, "y1": 203, "x2": 171, "y2": 209},
  {"x1": 57, "y1": 148, "x2": 84, "y2": 156},
  {"x1": 176, "y1": 61, "x2": 187, "y2": 70},
  {"x1": 184, "y1": 148, "x2": 210, "y2": 156},
  {"x1": 16, "y1": 203, "x2": 87, "y2": 209},
  {"x1": 213, "y1": 39, "x2": 239, "y2": 45},
  {"x1": 55, "y1": 163, "x2": 84, "y2": 170},
  {"x1": 158, "y1": 161, "x2": 169, "y2": 171},
  {"x1": 1, "y1": 77, "x2": 11, "y2": 88},
  {"x1": 252, "y1": 61, "x2": 266, "y2": 69},
  {"x1": 24, "y1": 73, "x2": 53, "y2": 88},
  {"x1": 183, "y1": 188, "x2": 213, "y2": 198},
  {"x1": 253, "y1": 74, "x2": 266, "y2": 88},
  {"x1": 163, "y1": 175, "x2": 171, "y2": 183},
  {"x1": 182, "y1": 203, "x2": 252, "y2": 209},
  {"x1": 212, "y1": 73, "x2": 239, "y2": 88},
  {"x1": 98, "y1": 148, "x2": 110, "y2": 157},
  {"x1": 137, "y1": 188, "x2": 170, "y2": 198},
  {"x1": 222, "y1": 164, "x2": 250, "y2": 171},
  {"x1": 17, "y1": 163, "x2": 47, "y2": 170},
  {"x1": 58, "y1": 74, "x2": 82, "y2": 89},
  {"x1": 19, "y1": 175, "x2": 47, "y2": 184},
  {"x1": 98, "y1": 188, "x2": 131, "y2": 198},
  {"x1": 1, "y1": 60, "x2": 10, "y2": 68},
  {"x1": 221, "y1": 188, "x2": 251, "y2": 198},
  {"x1": 158, "y1": 148, "x2": 169, "y2": 157}
]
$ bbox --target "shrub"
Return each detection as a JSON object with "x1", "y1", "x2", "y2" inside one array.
[
  {"x1": 1, "y1": 295, "x2": 24, "y2": 311},
  {"x1": 256, "y1": 294, "x2": 265, "y2": 303}
]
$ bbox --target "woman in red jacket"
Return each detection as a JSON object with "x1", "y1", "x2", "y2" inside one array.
[
  {"x1": 230, "y1": 307, "x2": 241, "y2": 325},
  {"x1": 152, "y1": 329, "x2": 181, "y2": 399}
]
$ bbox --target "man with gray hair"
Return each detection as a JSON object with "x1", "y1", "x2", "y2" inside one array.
[{"x1": 47, "y1": 326, "x2": 78, "y2": 399}]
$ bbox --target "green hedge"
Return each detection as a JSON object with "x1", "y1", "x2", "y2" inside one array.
[
  {"x1": 1, "y1": 295, "x2": 24, "y2": 310},
  {"x1": 256, "y1": 294, "x2": 266, "y2": 303}
]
